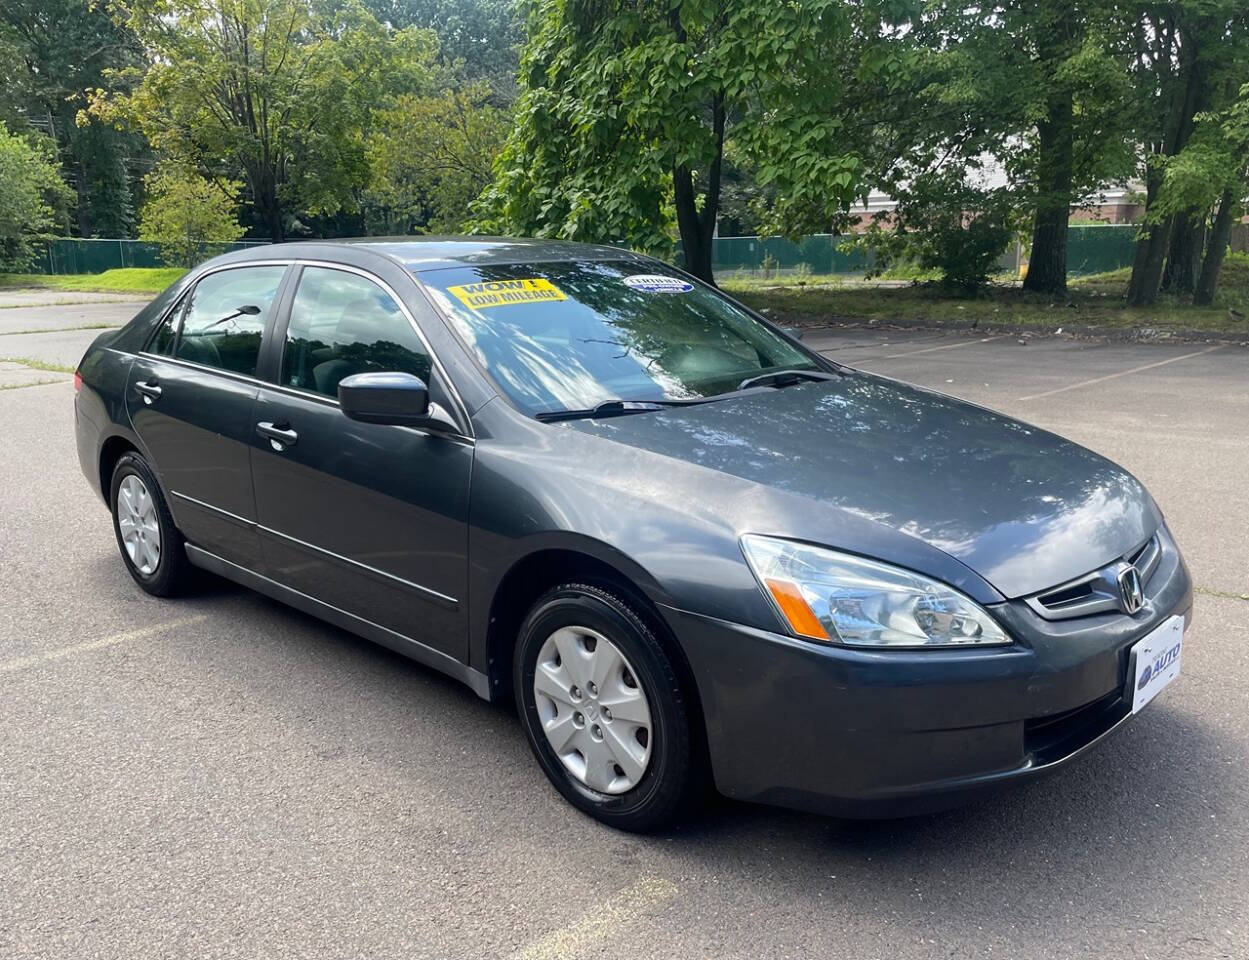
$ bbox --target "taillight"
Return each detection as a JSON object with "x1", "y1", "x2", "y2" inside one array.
[{"x1": 73, "y1": 370, "x2": 82, "y2": 393}]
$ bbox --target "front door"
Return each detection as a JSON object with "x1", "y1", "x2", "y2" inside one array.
[
  {"x1": 249, "y1": 264, "x2": 473, "y2": 662},
  {"x1": 128, "y1": 263, "x2": 289, "y2": 567}
]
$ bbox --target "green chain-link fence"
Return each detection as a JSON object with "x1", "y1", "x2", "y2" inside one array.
[
  {"x1": 33, "y1": 225, "x2": 1145, "y2": 278},
  {"x1": 30, "y1": 238, "x2": 270, "y2": 274},
  {"x1": 710, "y1": 235, "x2": 874, "y2": 275},
  {"x1": 1063, "y1": 224, "x2": 1139, "y2": 276},
  {"x1": 706, "y1": 224, "x2": 1140, "y2": 278}
]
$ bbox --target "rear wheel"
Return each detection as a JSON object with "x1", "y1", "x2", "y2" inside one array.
[
  {"x1": 109, "y1": 452, "x2": 192, "y2": 596},
  {"x1": 514, "y1": 583, "x2": 697, "y2": 831}
]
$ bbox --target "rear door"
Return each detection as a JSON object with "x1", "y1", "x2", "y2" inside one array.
[
  {"x1": 128, "y1": 262, "x2": 290, "y2": 567},
  {"x1": 249, "y1": 263, "x2": 473, "y2": 662}
]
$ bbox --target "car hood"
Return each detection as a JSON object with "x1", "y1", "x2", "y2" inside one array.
[{"x1": 567, "y1": 373, "x2": 1160, "y2": 599}]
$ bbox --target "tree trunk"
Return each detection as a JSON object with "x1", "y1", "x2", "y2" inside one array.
[
  {"x1": 1126, "y1": 26, "x2": 1209, "y2": 307},
  {"x1": 244, "y1": 162, "x2": 284, "y2": 243},
  {"x1": 1161, "y1": 210, "x2": 1203, "y2": 294},
  {"x1": 1022, "y1": 87, "x2": 1074, "y2": 295},
  {"x1": 1126, "y1": 181, "x2": 1170, "y2": 307},
  {"x1": 1194, "y1": 188, "x2": 1235, "y2": 306},
  {"x1": 671, "y1": 98, "x2": 725, "y2": 286},
  {"x1": 75, "y1": 161, "x2": 93, "y2": 238},
  {"x1": 258, "y1": 186, "x2": 284, "y2": 243}
]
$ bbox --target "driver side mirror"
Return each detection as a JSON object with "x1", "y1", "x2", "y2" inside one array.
[{"x1": 338, "y1": 371, "x2": 458, "y2": 433}]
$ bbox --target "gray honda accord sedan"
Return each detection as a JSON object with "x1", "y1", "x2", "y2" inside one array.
[{"x1": 74, "y1": 238, "x2": 1192, "y2": 830}]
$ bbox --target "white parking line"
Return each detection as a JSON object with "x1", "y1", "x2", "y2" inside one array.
[
  {"x1": 837, "y1": 335, "x2": 1003, "y2": 362},
  {"x1": 513, "y1": 876, "x2": 678, "y2": 960},
  {"x1": 0, "y1": 616, "x2": 206, "y2": 673},
  {"x1": 1016, "y1": 345, "x2": 1223, "y2": 401}
]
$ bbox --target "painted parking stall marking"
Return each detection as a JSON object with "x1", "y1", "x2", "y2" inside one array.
[
  {"x1": 1017, "y1": 345, "x2": 1222, "y2": 401},
  {"x1": 446, "y1": 278, "x2": 566, "y2": 309},
  {"x1": 0, "y1": 616, "x2": 207, "y2": 674},
  {"x1": 512, "y1": 876, "x2": 678, "y2": 960}
]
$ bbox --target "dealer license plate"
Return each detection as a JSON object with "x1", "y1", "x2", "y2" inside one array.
[{"x1": 1128, "y1": 615, "x2": 1184, "y2": 714}]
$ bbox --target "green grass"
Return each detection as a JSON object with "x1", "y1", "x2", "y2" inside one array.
[
  {"x1": 0, "y1": 356, "x2": 77, "y2": 373},
  {"x1": 0, "y1": 379, "x2": 64, "y2": 391},
  {"x1": 726, "y1": 253, "x2": 1249, "y2": 335},
  {"x1": 0, "y1": 267, "x2": 184, "y2": 294}
]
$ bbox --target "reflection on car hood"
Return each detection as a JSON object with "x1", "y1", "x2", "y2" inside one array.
[{"x1": 569, "y1": 373, "x2": 1160, "y2": 598}]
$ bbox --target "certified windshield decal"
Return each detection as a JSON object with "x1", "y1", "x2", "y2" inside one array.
[
  {"x1": 622, "y1": 275, "x2": 694, "y2": 293},
  {"x1": 447, "y1": 278, "x2": 567, "y2": 309}
]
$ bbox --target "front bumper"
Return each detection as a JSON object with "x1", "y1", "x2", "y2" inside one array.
[{"x1": 664, "y1": 528, "x2": 1193, "y2": 818}]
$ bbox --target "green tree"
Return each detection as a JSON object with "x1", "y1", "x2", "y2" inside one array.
[
  {"x1": 1124, "y1": 1, "x2": 1249, "y2": 307},
  {"x1": 89, "y1": 0, "x2": 440, "y2": 242},
  {"x1": 481, "y1": 0, "x2": 890, "y2": 283},
  {"x1": 363, "y1": 0, "x2": 520, "y2": 96},
  {"x1": 138, "y1": 164, "x2": 246, "y2": 268},
  {"x1": 0, "y1": 0, "x2": 145, "y2": 237},
  {"x1": 1016, "y1": 2, "x2": 1134, "y2": 294},
  {"x1": 900, "y1": 2, "x2": 1133, "y2": 296},
  {"x1": 368, "y1": 82, "x2": 508, "y2": 232},
  {"x1": 1149, "y1": 81, "x2": 1249, "y2": 305},
  {"x1": 0, "y1": 122, "x2": 73, "y2": 270}
]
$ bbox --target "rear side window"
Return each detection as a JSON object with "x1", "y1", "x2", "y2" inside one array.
[
  {"x1": 174, "y1": 266, "x2": 286, "y2": 375},
  {"x1": 280, "y1": 266, "x2": 431, "y2": 398},
  {"x1": 148, "y1": 300, "x2": 182, "y2": 355}
]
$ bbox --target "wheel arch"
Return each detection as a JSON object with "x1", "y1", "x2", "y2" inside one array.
[
  {"x1": 484, "y1": 543, "x2": 698, "y2": 698},
  {"x1": 98, "y1": 432, "x2": 143, "y2": 504},
  {"x1": 481, "y1": 544, "x2": 711, "y2": 775}
]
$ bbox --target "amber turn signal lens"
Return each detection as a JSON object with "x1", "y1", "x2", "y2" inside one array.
[{"x1": 764, "y1": 577, "x2": 830, "y2": 641}]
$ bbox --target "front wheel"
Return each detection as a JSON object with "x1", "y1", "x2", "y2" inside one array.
[{"x1": 514, "y1": 583, "x2": 698, "y2": 831}]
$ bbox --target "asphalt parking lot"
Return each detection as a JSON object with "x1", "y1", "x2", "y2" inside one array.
[{"x1": 2, "y1": 294, "x2": 1247, "y2": 959}]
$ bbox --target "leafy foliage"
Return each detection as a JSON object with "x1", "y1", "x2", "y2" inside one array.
[
  {"x1": 0, "y1": 0, "x2": 146, "y2": 237},
  {"x1": 138, "y1": 164, "x2": 246, "y2": 268},
  {"x1": 88, "y1": 0, "x2": 441, "y2": 241},
  {"x1": 363, "y1": 0, "x2": 521, "y2": 95},
  {"x1": 367, "y1": 81, "x2": 508, "y2": 232},
  {"x1": 0, "y1": 123, "x2": 74, "y2": 270},
  {"x1": 1122, "y1": 1, "x2": 1249, "y2": 305},
  {"x1": 1149, "y1": 82, "x2": 1249, "y2": 223},
  {"x1": 851, "y1": 172, "x2": 1017, "y2": 292},
  {"x1": 479, "y1": 0, "x2": 894, "y2": 281}
]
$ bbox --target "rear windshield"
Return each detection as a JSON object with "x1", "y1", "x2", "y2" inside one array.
[{"x1": 419, "y1": 259, "x2": 817, "y2": 416}]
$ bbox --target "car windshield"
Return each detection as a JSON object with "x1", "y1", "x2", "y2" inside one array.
[{"x1": 419, "y1": 259, "x2": 819, "y2": 416}]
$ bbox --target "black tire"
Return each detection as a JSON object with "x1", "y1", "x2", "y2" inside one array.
[
  {"x1": 109, "y1": 451, "x2": 193, "y2": 597},
  {"x1": 514, "y1": 583, "x2": 698, "y2": 831}
]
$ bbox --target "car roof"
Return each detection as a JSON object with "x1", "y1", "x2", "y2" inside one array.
[{"x1": 230, "y1": 236, "x2": 652, "y2": 274}]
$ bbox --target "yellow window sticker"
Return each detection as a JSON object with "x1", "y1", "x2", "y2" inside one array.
[{"x1": 446, "y1": 278, "x2": 567, "y2": 309}]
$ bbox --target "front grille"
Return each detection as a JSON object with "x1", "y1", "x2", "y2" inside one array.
[
  {"x1": 1025, "y1": 532, "x2": 1162, "y2": 622},
  {"x1": 1128, "y1": 532, "x2": 1161, "y2": 583}
]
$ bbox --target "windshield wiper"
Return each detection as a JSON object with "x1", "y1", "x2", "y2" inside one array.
[
  {"x1": 534, "y1": 398, "x2": 706, "y2": 423},
  {"x1": 736, "y1": 368, "x2": 839, "y2": 392},
  {"x1": 536, "y1": 368, "x2": 843, "y2": 423}
]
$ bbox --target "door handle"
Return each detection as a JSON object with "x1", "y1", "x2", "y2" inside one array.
[
  {"x1": 134, "y1": 379, "x2": 162, "y2": 403},
  {"x1": 257, "y1": 421, "x2": 299, "y2": 448}
]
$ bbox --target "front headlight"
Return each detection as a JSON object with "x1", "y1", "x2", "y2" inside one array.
[{"x1": 740, "y1": 535, "x2": 1010, "y2": 648}]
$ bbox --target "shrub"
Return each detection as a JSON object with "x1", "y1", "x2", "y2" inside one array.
[
  {"x1": 0, "y1": 123, "x2": 72, "y2": 271},
  {"x1": 850, "y1": 172, "x2": 1017, "y2": 292},
  {"x1": 138, "y1": 166, "x2": 245, "y2": 269}
]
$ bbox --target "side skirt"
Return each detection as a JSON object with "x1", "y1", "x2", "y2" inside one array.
[{"x1": 185, "y1": 543, "x2": 491, "y2": 700}]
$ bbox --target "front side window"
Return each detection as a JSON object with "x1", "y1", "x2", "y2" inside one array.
[
  {"x1": 281, "y1": 266, "x2": 431, "y2": 398},
  {"x1": 176, "y1": 266, "x2": 286, "y2": 375},
  {"x1": 420, "y1": 260, "x2": 817, "y2": 416}
]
